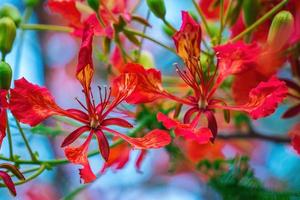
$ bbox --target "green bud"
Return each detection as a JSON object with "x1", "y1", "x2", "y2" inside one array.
[
  {"x1": 146, "y1": 0, "x2": 166, "y2": 20},
  {"x1": 0, "y1": 61, "x2": 12, "y2": 90},
  {"x1": 87, "y1": 0, "x2": 99, "y2": 12},
  {"x1": 23, "y1": 0, "x2": 40, "y2": 7},
  {"x1": 243, "y1": 0, "x2": 260, "y2": 27},
  {"x1": 267, "y1": 11, "x2": 294, "y2": 51},
  {"x1": 0, "y1": 17, "x2": 16, "y2": 56},
  {"x1": 0, "y1": 4, "x2": 21, "y2": 26},
  {"x1": 137, "y1": 51, "x2": 155, "y2": 69}
]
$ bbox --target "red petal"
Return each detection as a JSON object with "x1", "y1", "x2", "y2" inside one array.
[
  {"x1": 64, "y1": 132, "x2": 96, "y2": 183},
  {"x1": 47, "y1": 0, "x2": 82, "y2": 27},
  {"x1": 282, "y1": 104, "x2": 300, "y2": 118},
  {"x1": 10, "y1": 78, "x2": 68, "y2": 126},
  {"x1": 100, "y1": 143, "x2": 130, "y2": 173},
  {"x1": 0, "y1": 171, "x2": 16, "y2": 196},
  {"x1": 101, "y1": 118, "x2": 133, "y2": 128},
  {"x1": 204, "y1": 110, "x2": 218, "y2": 140},
  {"x1": 119, "y1": 63, "x2": 164, "y2": 104},
  {"x1": 217, "y1": 77, "x2": 288, "y2": 119},
  {"x1": 214, "y1": 42, "x2": 260, "y2": 77},
  {"x1": 95, "y1": 130, "x2": 110, "y2": 161},
  {"x1": 76, "y1": 24, "x2": 94, "y2": 91},
  {"x1": 232, "y1": 70, "x2": 267, "y2": 105},
  {"x1": 175, "y1": 126, "x2": 213, "y2": 144},
  {"x1": 111, "y1": 72, "x2": 138, "y2": 101},
  {"x1": 173, "y1": 11, "x2": 201, "y2": 60},
  {"x1": 292, "y1": 135, "x2": 300, "y2": 155},
  {"x1": 290, "y1": 123, "x2": 300, "y2": 155},
  {"x1": 0, "y1": 107, "x2": 6, "y2": 148},
  {"x1": 102, "y1": 127, "x2": 171, "y2": 149},
  {"x1": 157, "y1": 112, "x2": 178, "y2": 129},
  {"x1": 61, "y1": 126, "x2": 90, "y2": 147},
  {"x1": 135, "y1": 150, "x2": 147, "y2": 172},
  {"x1": 157, "y1": 112, "x2": 212, "y2": 144}
]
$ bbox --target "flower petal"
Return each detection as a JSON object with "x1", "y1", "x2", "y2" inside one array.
[
  {"x1": 282, "y1": 104, "x2": 300, "y2": 118},
  {"x1": 101, "y1": 118, "x2": 133, "y2": 128},
  {"x1": 0, "y1": 107, "x2": 6, "y2": 148},
  {"x1": 119, "y1": 63, "x2": 163, "y2": 104},
  {"x1": 289, "y1": 123, "x2": 300, "y2": 155},
  {"x1": 102, "y1": 127, "x2": 171, "y2": 149},
  {"x1": 95, "y1": 130, "x2": 110, "y2": 161},
  {"x1": 216, "y1": 77, "x2": 288, "y2": 119},
  {"x1": 157, "y1": 112, "x2": 178, "y2": 129},
  {"x1": 47, "y1": 0, "x2": 82, "y2": 27},
  {"x1": 100, "y1": 142, "x2": 130, "y2": 173},
  {"x1": 157, "y1": 112, "x2": 212, "y2": 144},
  {"x1": 0, "y1": 171, "x2": 16, "y2": 196},
  {"x1": 64, "y1": 132, "x2": 96, "y2": 183},
  {"x1": 214, "y1": 42, "x2": 260, "y2": 77},
  {"x1": 204, "y1": 110, "x2": 218, "y2": 140},
  {"x1": 173, "y1": 11, "x2": 201, "y2": 60},
  {"x1": 61, "y1": 126, "x2": 90, "y2": 147},
  {"x1": 76, "y1": 24, "x2": 94, "y2": 91},
  {"x1": 10, "y1": 78, "x2": 69, "y2": 126},
  {"x1": 135, "y1": 150, "x2": 147, "y2": 172}
]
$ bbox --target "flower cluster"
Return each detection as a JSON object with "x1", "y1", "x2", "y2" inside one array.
[{"x1": 0, "y1": 0, "x2": 300, "y2": 197}]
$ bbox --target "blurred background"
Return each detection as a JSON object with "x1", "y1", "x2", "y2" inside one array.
[{"x1": 1, "y1": 0, "x2": 300, "y2": 199}]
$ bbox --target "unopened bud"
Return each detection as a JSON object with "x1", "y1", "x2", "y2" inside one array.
[
  {"x1": 267, "y1": 11, "x2": 294, "y2": 51},
  {"x1": 146, "y1": 0, "x2": 166, "y2": 20},
  {"x1": 0, "y1": 4, "x2": 21, "y2": 26},
  {"x1": 0, "y1": 17, "x2": 16, "y2": 56},
  {"x1": 23, "y1": 0, "x2": 40, "y2": 7},
  {"x1": 0, "y1": 61, "x2": 12, "y2": 90},
  {"x1": 138, "y1": 51, "x2": 155, "y2": 69},
  {"x1": 87, "y1": 0, "x2": 99, "y2": 12}
]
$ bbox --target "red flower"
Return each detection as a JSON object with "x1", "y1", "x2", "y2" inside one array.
[
  {"x1": 10, "y1": 25, "x2": 171, "y2": 183},
  {"x1": 173, "y1": 11, "x2": 201, "y2": 61},
  {"x1": 0, "y1": 163, "x2": 25, "y2": 196},
  {"x1": 0, "y1": 90, "x2": 8, "y2": 148},
  {"x1": 47, "y1": 0, "x2": 130, "y2": 38},
  {"x1": 119, "y1": 12, "x2": 288, "y2": 144}
]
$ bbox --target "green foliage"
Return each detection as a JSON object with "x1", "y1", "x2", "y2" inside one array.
[
  {"x1": 197, "y1": 156, "x2": 300, "y2": 199},
  {"x1": 31, "y1": 124, "x2": 63, "y2": 137}
]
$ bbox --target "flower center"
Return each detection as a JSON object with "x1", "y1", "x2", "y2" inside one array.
[
  {"x1": 198, "y1": 99, "x2": 207, "y2": 109},
  {"x1": 90, "y1": 116, "x2": 100, "y2": 129}
]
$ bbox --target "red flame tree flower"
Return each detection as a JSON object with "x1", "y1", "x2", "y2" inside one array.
[
  {"x1": 118, "y1": 11, "x2": 288, "y2": 144},
  {"x1": 9, "y1": 24, "x2": 171, "y2": 183}
]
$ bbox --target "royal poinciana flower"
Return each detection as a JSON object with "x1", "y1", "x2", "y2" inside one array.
[
  {"x1": 47, "y1": 0, "x2": 130, "y2": 38},
  {"x1": 119, "y1": 11, "x2": 288, "y2": 144},
  {"x1": 0, "y1": 90, "x2": 8, "y2": 147},
  {"x1": 0, "y1": 163, "x2": 25, "y2": 196},
  {"x1": 9, "y1": 25, "x2": 171, "y2": 183}
]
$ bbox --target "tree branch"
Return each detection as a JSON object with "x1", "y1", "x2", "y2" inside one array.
[{"x1": 218, "y1": 129, "x2": 291, "y2": 143}]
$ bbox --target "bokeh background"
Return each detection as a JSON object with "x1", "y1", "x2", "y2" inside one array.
[{"x1": 1, "y1": 0, "x2": 300, "y2": 199}]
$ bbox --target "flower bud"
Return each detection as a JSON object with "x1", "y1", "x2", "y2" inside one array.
[
  {"x1": 0, "y1": 4, "x2": 21, "y2": 26},
  {"x1": 267, "y1": 11, "x2": 294, "y2": 51},
  {"x1": 146, "y1": 0, "x2": 166, "y2": 20},
  {"x1": 23, "y1": 0, "x2": 40, "y2": 7},
  {"x1": 0, "y1": 17, "x2": 17, "y2": 56},
  {"x1": 0, "y1": 61, "x2": 12, "y2": 90},
  {"x1": 87, "y1": 0, "x2": 99, "y2": 12},
  {"x1": 137, "y1": 51, "x2": 155, "y2": 69}
]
